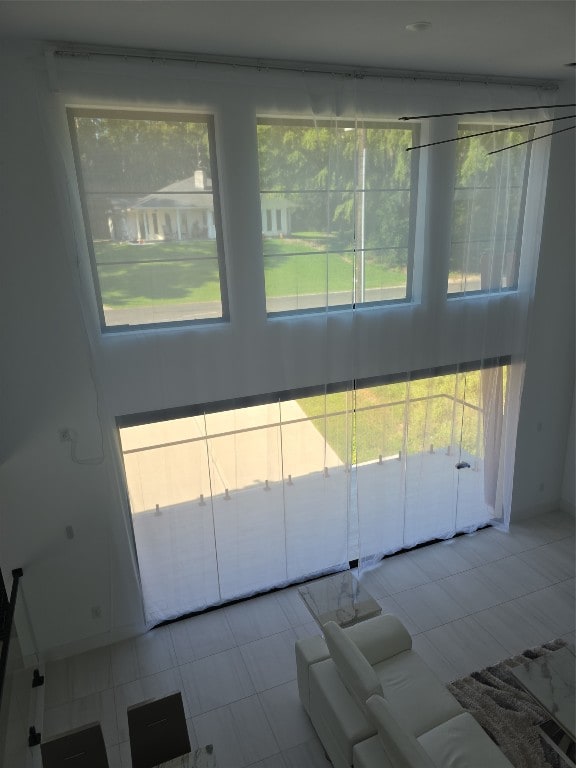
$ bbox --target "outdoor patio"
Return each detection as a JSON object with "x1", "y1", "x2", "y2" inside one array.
[{"x1": 122, "y1": 403, "x2": 496, "y2": 624}]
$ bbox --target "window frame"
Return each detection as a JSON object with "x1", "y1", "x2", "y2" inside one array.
[
  {"x1": 117, "y1": 355, "x2": 510, "y2": 429},
  {"x1": 67, "y1": 107, "x2": 229, "y2": 333},
  {"x1": 256, "y1": 116, "x2": 420, "y2": 317},
  {"x1": 447, "y1": 122, "x2": 535, "y2": 299}
]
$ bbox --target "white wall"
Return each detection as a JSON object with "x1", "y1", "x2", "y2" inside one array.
[
  {"x1": 561, "y1": 389, "x2": 575, "y2": 516},
  {"x1": 1, "y1": 43, "x2": 574, "y2": 659},
  {"x1": 512, "y1": 92, "x2": 575, "y2": 519},
  {"x1": 0, "y1": 46, "x2": 143, "y2": 661}
]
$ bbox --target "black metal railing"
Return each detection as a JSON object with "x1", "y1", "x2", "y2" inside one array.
[{"x1": 0, "y1": 567, "x2": 23, "y2": 710}]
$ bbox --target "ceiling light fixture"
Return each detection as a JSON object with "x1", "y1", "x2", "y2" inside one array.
[{"x1": 405, "y1": 21, "x2": 432, "y2": 32}]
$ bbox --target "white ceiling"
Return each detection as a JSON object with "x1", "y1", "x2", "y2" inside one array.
[{"x1": 0, "y1": 1, "x2": 575, "y2": 83}]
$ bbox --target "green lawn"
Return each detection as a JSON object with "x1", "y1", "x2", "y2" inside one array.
[
  {"x1": 297, "y1": 373, "x2": 486, "y2": 464},
  {"x1": 95, "y1": 240, "x2": 218, "y2": 264},
  {"x1": 94, "y1": 238, "x2": 407, "y2": 308},
  {"x1": 95, "y1": 241, "x2": 221, "y2": 307}
]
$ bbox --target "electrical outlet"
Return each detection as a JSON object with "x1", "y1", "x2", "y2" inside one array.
[{"x1": 59, "y1": 428, "x2": 72, "y2": 442}]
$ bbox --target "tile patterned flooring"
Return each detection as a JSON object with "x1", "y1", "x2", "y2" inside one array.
[{"x1": 4, "y1": 510, "x2": 575, "y2": 767}]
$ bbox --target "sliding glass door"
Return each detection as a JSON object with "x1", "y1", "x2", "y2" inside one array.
[{"x1": 120, "y1": 366, "x2": 507, "y2": 625}]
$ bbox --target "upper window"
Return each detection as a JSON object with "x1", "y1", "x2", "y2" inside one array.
[
  {"x1": 448, "y1": 123, "x2": 532, "y2": 296},
  {"x1": 68, "y1": 110, "x2": 227, "y2": 330},
  {"x1": 257, "y1": 119, "x2": 418, "y2": 314}
]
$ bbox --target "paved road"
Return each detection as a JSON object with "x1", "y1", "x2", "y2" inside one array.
[
  {"x1": 104, "y1": 279, "x2": 482, "y2": 326},
  {"x1": 103, "y1": 286, "x2": 408, "y2": 326}
]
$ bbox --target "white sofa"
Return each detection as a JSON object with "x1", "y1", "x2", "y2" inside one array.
[{"x1": 295, "y1": 614, "x2": 514, "y2": 768}]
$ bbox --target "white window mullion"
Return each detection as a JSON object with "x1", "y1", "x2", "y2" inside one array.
[
  {"x1": 419, "y1": 116, "x2": 458, "y2": 310},
  {"x1": 68, "y1": 108, "x2": 226, "y2": 330},
  {"x1": 216, "y1": 98, "x2": 267, "y2": 328}
]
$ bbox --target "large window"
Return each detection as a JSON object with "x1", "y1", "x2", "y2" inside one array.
[
  {"x1": 68, "y1": 110, "x2": 227, "y2": 330},
  {"x1": 448, "y1": 123, "x2": 532, "y2": 295},
  {"x1": 257, "y1": 119, "x2": 418, "y2": 313},
  {"x1": 119, "y1": 363, "x2": 507, "y2": 623}
]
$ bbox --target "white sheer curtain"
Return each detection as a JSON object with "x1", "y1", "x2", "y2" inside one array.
[
  {"x1": 355, "y1": 110, "x2": 549, "y2": 570},
  {"x1": 354, "y1": 365, "x2": 510, "y2": 570},
  {"x1": 48, "y1": 50, "x2": 552, "y2": 624},
  {"x1": 119, "y1": 394, "x2": 353, "y2": 624}
]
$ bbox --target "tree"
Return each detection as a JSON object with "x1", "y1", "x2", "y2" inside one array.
[
  {"x1": 73, "y1": 114, "x2": 213, "y2": 242},
  {"x1": 257, "y1": 120, "x2": 414, "y2": 269},
  {"x1": 450, "y1": 124, "x2": 530, "y2": 282},
  {"x1": 74, "y1": 115, "x2": 211, "y2": 193}
]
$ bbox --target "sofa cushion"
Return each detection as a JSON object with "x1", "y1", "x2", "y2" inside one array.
[
  {"x1": 346, "y1": 614, "x2": 412, "y2": 665},
  {"x1": 373, "y1": 649, "x2": 463, "y2": 736},
  {"x1": 417, "y1": 712, "x2": 515, "y2": 768},
  {"x1": 366, "y1": 695, "x2": 436, "y2": 768},
  {"x1": 323, "y1": 621, "x2": 383, "y2": 708}
]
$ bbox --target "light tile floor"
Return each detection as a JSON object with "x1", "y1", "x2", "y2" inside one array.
[{"x1": 4, "y1": 510, "x2": 575, "y2": 768}]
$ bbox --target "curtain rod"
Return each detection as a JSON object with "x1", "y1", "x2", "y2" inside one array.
[
  {"x1": 51, "y1": 43, "x2": 558, "y2": 90},
  {"x1": 400, "y1": 104, "x2": 574, "y2": 120}
]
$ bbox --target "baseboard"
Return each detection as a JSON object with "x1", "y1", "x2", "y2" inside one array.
[
  {"x1": 511, "y1": 500, "x2": 576, "y2": 522},
  {"x1": 559, "y1": 498, "x2": 576, "y2": 518},
  {"x1": 510, "y1": 501, "x2": 560, "y2": 521}
]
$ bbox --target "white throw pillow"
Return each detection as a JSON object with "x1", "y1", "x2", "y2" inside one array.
[
  {"x1": 323, "y1": 621, "x2": 383, "y2": 708},
  {"x1": 366, "y1": 694, "x2": 436, "y2": 768}
]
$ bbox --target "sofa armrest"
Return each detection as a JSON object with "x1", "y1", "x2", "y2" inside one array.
[
  {"x1": 365, "y1": 695, "x2": 436, "y2": 768},
  {"x1": 345, "y1": 614, "x2": 412, "y2": 665},
  {"x1": 353, "y1": 735, "x2": 396, "y2": 768},
  {"x1": 295, "y1": 634, "x2": 330, "y2": 714},
  {"x1": 323, "y1": 621, "x2": 383, "y2": 709}
]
